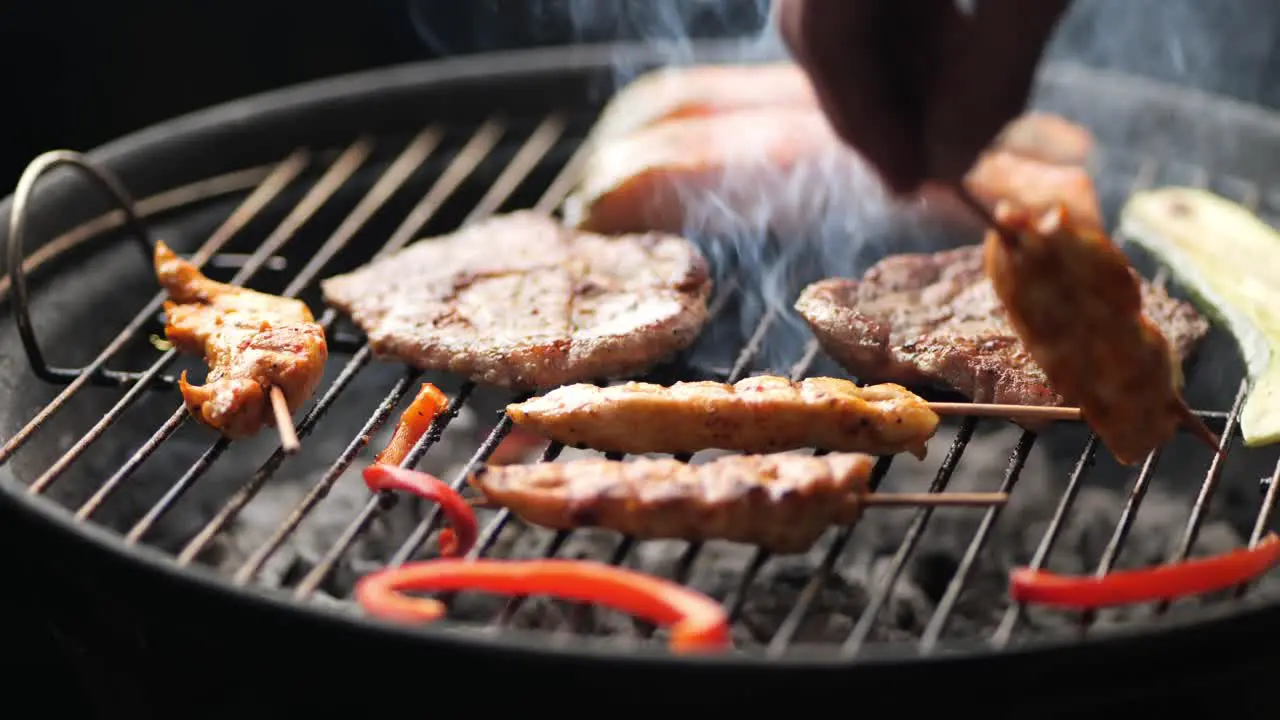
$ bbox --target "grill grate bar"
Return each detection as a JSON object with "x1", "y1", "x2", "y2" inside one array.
[
  {"x1": 227, "y1": 362, "x2": 408, "y2": 581},
  {"x1": 0, "y1": 153, "x2": 309, "y2": 468},
  {"x1": 109, "y1": 128, "x2": 445, "y2": 540},
  {"x1": 24, "y1": 141, "x2": 372, "y2": 498},
  {"x1": 173, "y1": 118, "x2": 533, "y2": 569},
  {"x1": 291, "y1": 116, "x2": 569, "y2": 597},
  {"x1": 1238, "y1": 460, "x2": 1280, "y2": 596},
  {"x1": 1077, "y1": 448, "x2": 1164, "y2": 628},
  {"x1": 196, "y1": 346, "x2": 382, "y2": 570},
  {"x1": 1154, "y1": 383, "x2": 1247, "y2": 614},
  {"x1": 990, "y1": 435, "x2": 1098, "y2": 646},
  {"x1": 841, "y1": 417, "x2": 979, "y2": 657},
  {"x1": 714, "y1": 339, "x2": 824, "y2": 631},
  {"x1": 918, "y1": 431, "x2": 1038, "y2": 652},
  {"x1": 765, "y1": 455, "x2": 895, "y2": 656}
]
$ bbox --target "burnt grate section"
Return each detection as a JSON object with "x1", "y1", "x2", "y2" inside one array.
[{"x1": 2, "y1": 111, "x2": 1279, "y2": 659}]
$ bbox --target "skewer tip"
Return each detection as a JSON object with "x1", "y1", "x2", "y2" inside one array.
[{"x1": 269, "y1": 386, "x2": 301, "y2": 455}]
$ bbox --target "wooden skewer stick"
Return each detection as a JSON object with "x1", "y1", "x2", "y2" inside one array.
[
  {"x1": 861, "y1": 491, "x2": 1008, "y2": 507},
  {"x1": 269, "y1": 386, "x2": 301, "y2": 454},
  {"x1": 465, "y1": 491, "x2": 1008, "y2": 509},
  {"x1": 952, "y1": 182, "x2": 1020, "y2": 250},
  {"x1": 927, "y1": 402, "x2": 1082, "y2": 422}
]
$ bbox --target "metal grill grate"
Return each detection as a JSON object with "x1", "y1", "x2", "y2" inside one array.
[{"x1": 3, "y1": 112, "x2": 1279, "y2": 658}]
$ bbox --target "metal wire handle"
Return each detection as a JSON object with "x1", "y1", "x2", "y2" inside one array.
[{"x1": 5, "y1": 150, "x2": 153, "y2": 384}]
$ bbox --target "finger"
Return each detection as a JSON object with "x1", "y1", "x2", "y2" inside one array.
[
  {"x1": 776, "y1": 0, "x2": 924, "y2": 194},
  {"x1": 924, "y1": 0, "x2": 1074, "y2": 185}
]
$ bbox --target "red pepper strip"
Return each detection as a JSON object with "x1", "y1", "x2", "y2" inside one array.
[
  {"x1": 355, "y1": 559, "x2": 732, "y2": 654},
  {"x1": 1010, "y1": 533, "x2": 1280, "y2": 609},
  {"x1": 362, "y1": 464, "x2": 477, "y2": 558},
  {"x1": 376, "y1": 383, "x2": 450, "y2": 466}
]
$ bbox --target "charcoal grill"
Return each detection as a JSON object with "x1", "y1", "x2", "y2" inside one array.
[{"x1": 3, "y1": 42, "x2": 1280, "y2": 714}]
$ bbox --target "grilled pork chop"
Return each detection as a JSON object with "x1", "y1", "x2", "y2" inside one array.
[
  {"x1": 320, "y1": 212, "x2": 712, "y2": 389},
  {"x1": 566, "y1": 103, "x2": 1100, "y2": 236},
  {"x1": 155, "y1": 241, "x2": 328, "y2": 439},
  {"x1": 795, "y1": 245, "x2": 1209, "y2": 407},
  {"x1": 468, "y1": 452, "x2": 877, "y2": 554},
  {"x1": 588, "y1": 62, "x2": 817, "y2": 144},
  {"x1": 506, "y1": 375, "x2": 939, "y2": 458}
]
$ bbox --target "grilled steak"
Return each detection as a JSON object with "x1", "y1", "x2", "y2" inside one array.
[
  {"x1": 506, "y1": 375, "x2": 939, "y2": 458},
  {"x1": 795, "y1": 245, "x2": 1209, "y2": 407},
  {"x1": 468, "y1": 452, "x2": 876, "y2": 554},
  {"x1": 320, "y1": 212, "x2": 712, "y2": 389}
]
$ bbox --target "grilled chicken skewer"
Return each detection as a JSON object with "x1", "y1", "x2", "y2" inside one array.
[
  {"x1": 505, "y1": 375, "x2": 941, "y2": 459},
  {"x1": 980, "y1": 201, "x2": 1219, "y2": 464},
  {"x1": 467, "y1": 453, "x2": 1005, "y2": 554},
  {"x1": 154, "y1": 241, "x2": 327, "y2": 442}
]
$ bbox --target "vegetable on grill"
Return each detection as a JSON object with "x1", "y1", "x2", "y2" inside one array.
[
  {"x1": 376, "y1": 382, "x2": 450, "y2": 466},
  {"x1": 362, "y1": 464, "x2": 476, "y2": 557},
  {"x1": 355, "y1": 559, "x2": 732, "y2": 654},
  {"x1": 1009, "y1": 533, "x2": 1280, "y2": 609},
  {"x1": 982, "y1": 200, "x2": 1219, "y2": 465},
  {"x1": 154, "y1": 240, "x2": 328, "y2": 440},
  {"x1": 506, "y1": 375, "x2": 941, "y2": 459},
  {"x1": 1120, "y1": 187, "x2": 1280, "y2": 447}
]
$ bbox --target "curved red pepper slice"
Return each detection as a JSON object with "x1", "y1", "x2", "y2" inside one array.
[
  {"x1": 1010, "y1": 533, "x2": 1280, "y2": 609},
  {"x1": 362, "y1": 464, "x2": 477, "y2": 558},
  {"x1": 355, "y1": 559, "x2": 732, "y2": 654}
]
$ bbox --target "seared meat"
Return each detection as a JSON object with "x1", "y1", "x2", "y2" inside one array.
[
  {"x1": 566, "y1": 102, "x2": 1100, "y2": 237},
  {"x1": 505, "y1": 375, "x2": 939, "y2": 459},
  {"x1": 795, "y1": 244, "x2": 1209, "y2": 408},
  {"x1": 983, "y1": 201, "x2": 1218, "y2": 464},
  {"x1": 320, "y1": 212, "x2": 711, "y2": 389},
  {"x1": 468, "y1": 452, "x2": 877, "y2": 554},
  {"x1": 588, "y1": 62, "x2": 816, "y2": 143},
  {"x1": 155, "y1": 241, "x2": 328, "y2": 439},
  {"x1": 564, "y1": 106, "x2": 858, "y2": 236}
]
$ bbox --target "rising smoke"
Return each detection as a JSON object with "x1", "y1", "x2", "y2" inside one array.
[{"x1": 407, "y1": 1, "x2": 969, "y2": 375}]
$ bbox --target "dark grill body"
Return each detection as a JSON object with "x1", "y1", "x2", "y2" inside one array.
[{"x1": 2, "y1": 43, "x2": 1280, "y2": 715}]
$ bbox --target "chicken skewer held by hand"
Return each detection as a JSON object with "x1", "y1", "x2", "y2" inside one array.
[
  {"x1": 154, "y1": 241, "x2": 327, "y2": 445},
  {"x1": 467, "y1": 453, "x2": 1007, "y2": 555},
  {"x1": 978, "y1": 199, "x2": 1219, "y2": 464}
]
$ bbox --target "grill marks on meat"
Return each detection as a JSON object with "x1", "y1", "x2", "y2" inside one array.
[
  {"x1": 795, "y1": 245, "x2": 1209, "y2": 409},
  {"x1": 154, "y1": 241, "x2": 328, "y2": 439},
  {"x1": 468, "y1": 452, "x2": 876, "y2": 554},
  {"x1": 320, "y1": 212, "x2": 711, "y2": 389},
  {"x1": 505, "y1": 375, "x2": 939, "y2": 459},
  {"x1": 983, "y1": 202, "x2": 1218, "y2": 464}
]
